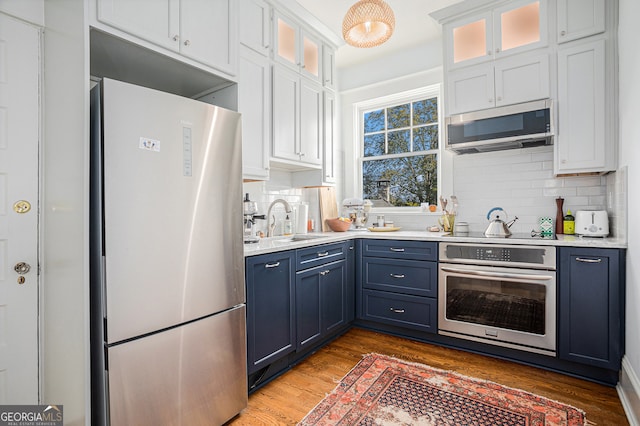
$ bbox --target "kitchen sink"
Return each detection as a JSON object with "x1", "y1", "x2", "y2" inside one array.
[{"x1": 272, "y1": 234, "x2": 329, "y2": 243}]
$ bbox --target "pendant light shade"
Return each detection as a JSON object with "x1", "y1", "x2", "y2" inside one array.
[{"x1": 342, "y1": 0, "x2": 396, "y2": 48}]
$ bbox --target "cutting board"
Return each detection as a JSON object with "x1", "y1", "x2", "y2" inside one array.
[{"x1": 319, "y1": 187, "x2": 338, "y2": 232}]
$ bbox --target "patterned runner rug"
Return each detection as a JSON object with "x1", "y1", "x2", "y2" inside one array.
[{"x1": 298, "y1": 353, "x2": 586, "y2": 425}]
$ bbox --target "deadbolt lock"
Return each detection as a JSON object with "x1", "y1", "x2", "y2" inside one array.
[
  {"x1": 14, "y1": 262, "x2": 31, "y2": 275},
  {"x1": 13, "y1": 200, "x2": 31, "y2": 214}
]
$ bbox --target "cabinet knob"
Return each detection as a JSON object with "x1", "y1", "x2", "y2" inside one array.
[
  {"x1": 172, "y1": 34, "x2": 179, "y2": 41},
  {"x1": 184, "y1": 39, "x2": 191, "y2": 46},
  {"x1": 488, "y1": 98, "x2": 493, "y2": 103},
  {"x1": 560, "y1": 30, "x2": 566, "y2": 36},
  {"x1": 495, "y1": 47, "x2": 501, "y2": 53},
  {"x1": 487, "y1": 50, "x2": 492, "y2": 56},
  {"x1": 497, "y1": 96, "x2": 502, "y2": 101}
]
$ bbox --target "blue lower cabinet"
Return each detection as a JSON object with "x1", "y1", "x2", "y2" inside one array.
[
  {"x1": 245, "y1": 251, "x2": 296, "y2": 375},
  {"x1": 296, "y1": 259, "x2": 347, "y2": 351},
  {"x1": 558, "y1": 247, "x2": 625, "y2": 370},
  {"x1": 362, "y1": 289, "x2": 437, "y2": 333}
]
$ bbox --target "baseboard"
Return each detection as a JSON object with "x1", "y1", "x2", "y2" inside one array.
[{"x1": 618, "y1": 356, "x2": 640, "y2": 425}]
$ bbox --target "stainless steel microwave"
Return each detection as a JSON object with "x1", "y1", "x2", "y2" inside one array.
[{"x1": 445, "y1": 99, "x2": 554, "y2": 154}]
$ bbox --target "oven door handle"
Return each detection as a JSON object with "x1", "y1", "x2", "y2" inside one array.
[{"x1": 440, "y1": 266, "x2": 553, "y2": 281}]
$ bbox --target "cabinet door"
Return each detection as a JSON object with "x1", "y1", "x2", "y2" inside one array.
[
  {"x1": 322, "y1": 44, "x2": 336, "y2": 89},
  {"x1": 321, "y1": 260, "x2": 347, "y2": 335},
  {"x1": 557, "y1": 0, "x2": 605, "y2": 44},
  {"x1": 446, "y1": 12, "x2": 493, "y2": 69},
  {"x1": 556, "y1": 39, "x2": 607, "y2": 174},
  {"x1": 296, "y1": 268, "x2": 321, "y2": 350},
  {"x1": 296, "y1": 260, "x2": 347, "y2": 351},
  {"x1": 180, "y1": 0, "x2": 235, "y2": 74},
  {"x1": 558, "y1": 248, "x2": 623, "y2": 370},
  {"x1": 272, "y1": 65, "x2": 300, "y2": 162},
  {"x1": 245, "y1": 252, "x2": 296, "y2": 374},
  {"x1": 494, "y1": 53, "x2": 549, "y2": 107},
  {"x1": 300, "y1": 29, "x2": 321, "y2": 83},
  {"x1": 239, "y1": 0, "x2": 270, "y2": 55},
  {"x1": 447, "y1": 63, "x2": 494, "y2": 114},
  {"x1": 238, "y1": 48, "x2": 270, "y2": 180},
  {"x1": 299, "y1": 79, "x2": 323, "y2": 166},
  {"x1": 493, "y1": 0, "x2": 548, "y2": 59},
  {"x1": 323, "y1": 91, "x2": 337, "y2": 183},
  {"x1": 97, "y1": 0, "x2": 179, "y2": 51},
  {"x1": 274, "y1": 11, "x2": 299, "y2": 69}
]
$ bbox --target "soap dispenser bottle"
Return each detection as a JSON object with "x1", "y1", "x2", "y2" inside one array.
[{"x1": 283, "y1": 215, "x2": 293, "y2": 235}]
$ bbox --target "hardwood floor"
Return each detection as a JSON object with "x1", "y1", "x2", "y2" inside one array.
[{"x1": 229, "y1": 327, "x2": 628, "y2": 425}]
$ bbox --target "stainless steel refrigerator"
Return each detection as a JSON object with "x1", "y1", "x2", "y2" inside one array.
[{"x1": 89, "y1": 78, "x2": 247, "y2": 425}]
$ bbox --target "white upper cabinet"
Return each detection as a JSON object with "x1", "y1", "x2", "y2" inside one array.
[
  {"x1": 445, "y1": 0, "x2": 547, "y2": 69},
  {"x1": 555, "y1": 39, "x2": 612, "y2": 174},
  {"x1": 180, "y1": 0, "x2": 235, "y2": 74},
  {"x1": 238, "y1": 48, "x2": 270, "y2": 181},
  {"x1": 322, "y1": 43, "x2": 336, "y2": 90},
  {"x1": 272, "y1": 65, "x2": 322, "y2": 168},
  {"x1": 239, "y1": 0, "x2": 270, "y2": 56},
  {"x1": 447, "y1": 53, "x2": 549, "y2": 114},
  {"x1": 96, "y1": 0, "x2": 236, "y2": 75},
  {"x1": 274, "y1": 11, "x2": 322, "y2": 84},
  {"x1": 97, "y1": 0, "x2": 179, "y2": 50},
  {"x1": 557, "y1": 0, "x2": 605, "y2": 44}
]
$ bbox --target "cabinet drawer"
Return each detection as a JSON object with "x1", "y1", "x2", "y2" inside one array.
[
  {"x1": 296, "y1": 242, "x2": 346, "y2": 271},
  {"x1": 363, "y1": 258, "x2": 437, "y2": 297},
  {"x1": 362, "y1": 290, "x2": 437, "y2": 333},
  {"x1": 362, "y1": 240, "x2": 437, "y2": 261}
]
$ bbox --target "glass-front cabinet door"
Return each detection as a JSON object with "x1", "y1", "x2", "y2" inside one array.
[
  {"x1": 274, "y1": 11, "x2": 322, "y2": 83},
  {"x1": 494, "y1": 0, "x2": 547, "y2": 58},
  {"x1": 446, "y1": 0, "x2": 547, "y2": 69}
]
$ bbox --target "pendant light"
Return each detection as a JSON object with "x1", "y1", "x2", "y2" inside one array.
[{"x1": 342, "y1": 0, "x2": 396, "y2": 48}]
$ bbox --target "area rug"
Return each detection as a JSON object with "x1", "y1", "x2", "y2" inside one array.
[{"x1": 298, "y1": 353, "x2": 586, "y2": 426}]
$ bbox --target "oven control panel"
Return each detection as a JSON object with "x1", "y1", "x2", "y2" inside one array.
[
  {"x1": 440, "y1": 243, "x2": 556, "y2": 270},
  {"x1": 475, "y1": 247, "x2": 511, "y2": 262}
]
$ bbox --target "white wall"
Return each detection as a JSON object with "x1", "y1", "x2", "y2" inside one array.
[{"x1": 617, "y1": 0, "x2": 640, "y2": 422}]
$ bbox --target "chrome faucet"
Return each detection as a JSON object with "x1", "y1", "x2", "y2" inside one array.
[{"x1": 266, "y1": 199, "x2": 293, "y2": 237}]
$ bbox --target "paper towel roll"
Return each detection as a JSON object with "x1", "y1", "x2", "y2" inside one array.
[{"x1": 296, "y1": 204, "x2": 308, "y2": 234}]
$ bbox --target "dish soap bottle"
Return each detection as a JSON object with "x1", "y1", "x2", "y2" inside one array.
[
  {"x1": 563, "y1": 209, "x2": 575, "y2": 235},
  {"x1": 283, "y1": 215, "x2": 293, "y2": 236}
]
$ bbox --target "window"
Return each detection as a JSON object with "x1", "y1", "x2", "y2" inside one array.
[{"x1": 358, "y1": 87, "x2": 441, "y2": 207}]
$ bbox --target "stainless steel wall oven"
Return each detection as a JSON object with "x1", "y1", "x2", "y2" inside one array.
[{"x1": 439, "y1": 242, "x2": 556, "y2": 356}]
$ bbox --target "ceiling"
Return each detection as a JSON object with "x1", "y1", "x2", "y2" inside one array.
[{"x1": 295, "y1": 0, "x2": 464, "y2": 69}]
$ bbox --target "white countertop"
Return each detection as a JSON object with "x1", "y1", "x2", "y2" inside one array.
[{"x1": 244, "y1": 230, "x2": 627, "y2": 257}]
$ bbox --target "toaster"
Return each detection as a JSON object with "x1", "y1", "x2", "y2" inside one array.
[{"x1": 575, "y1": 210, "x2": 609, "y2": 237}]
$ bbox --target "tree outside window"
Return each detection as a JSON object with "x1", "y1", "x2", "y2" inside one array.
[{"x1": 361, "y1": 96, "x2": 439, "y2": 207}]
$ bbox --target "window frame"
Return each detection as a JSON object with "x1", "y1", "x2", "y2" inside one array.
[{"x1": 353, "y1": 85, "x2": 445, "y2": 213}]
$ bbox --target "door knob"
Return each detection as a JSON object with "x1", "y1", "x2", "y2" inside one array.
[{"x1": 14, "y1": 262, "x2": 31, "y2": 275}]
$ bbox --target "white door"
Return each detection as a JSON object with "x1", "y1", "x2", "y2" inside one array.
[{"x1": 0, "y1": 13, "x2": 40, "y2": 403}]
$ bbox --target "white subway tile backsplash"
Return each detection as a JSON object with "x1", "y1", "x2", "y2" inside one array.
[{"x1": 452, "y1": 146, "x2": 609, "y2": 233}]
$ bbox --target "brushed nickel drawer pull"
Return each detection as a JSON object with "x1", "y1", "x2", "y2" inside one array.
[
  {"x1": 389, "y1": 308, "x2": 405, "y2": 313},
  {"x1": 265, "y1": 262, "x2": 280, "y2": 268},
  {"x1": 576, "y1": 257, "x2": 602, "y2": 263},
  {"x1": 317, "y1": 251, "x2": 329, "y2": 257},
  {"x1": 390, "y1": 274, "x2": 405, "y2": 279},
  {"x1": 320, "y1": 269, "x2": 331, "y2": 276},
  {"x1": 389, "y1": 248, "x2": 405, "y2": 252}
]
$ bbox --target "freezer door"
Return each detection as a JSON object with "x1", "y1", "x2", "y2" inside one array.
[
  {"x1": 107, "y1": 305, "x2": 247, "y2": 425},
  {"x1": 100, "y1": 78, "x2": 244, "y2": 343}
]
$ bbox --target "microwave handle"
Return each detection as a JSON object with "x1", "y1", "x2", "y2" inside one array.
[{"x1": 440, "y1": 266, "x2": 553, "y2": 281}]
